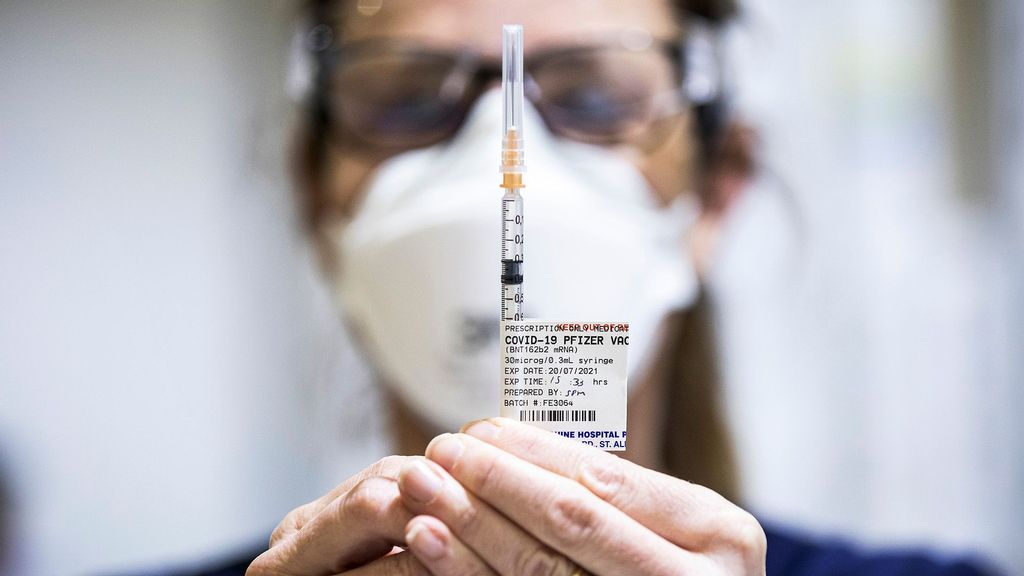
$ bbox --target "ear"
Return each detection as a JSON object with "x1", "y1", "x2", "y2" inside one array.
[{"x1": 690, "y1": 120, "x2": 758, "y2": 277}]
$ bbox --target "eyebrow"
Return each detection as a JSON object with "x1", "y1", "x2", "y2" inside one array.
[{"x1": 333, "y1": 35, "x2": 683, "y2": 61}]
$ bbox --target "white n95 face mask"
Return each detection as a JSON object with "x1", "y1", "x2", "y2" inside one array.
[{"x1": 327, "y1": 90, "x2": 699, "y2": 432}]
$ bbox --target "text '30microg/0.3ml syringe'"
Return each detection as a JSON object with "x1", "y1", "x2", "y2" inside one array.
[{"x1": 497, "y1": 25, "x2": 630, "y2": 452}]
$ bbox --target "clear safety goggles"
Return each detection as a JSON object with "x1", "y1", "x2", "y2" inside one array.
[{"x1": 308, "y1": 34, "x2": 691, "y2": 152}]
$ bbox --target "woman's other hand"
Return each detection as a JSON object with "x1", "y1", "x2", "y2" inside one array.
[{"x1": 247, "y1": 455, "x2": 432, "y2": 575}]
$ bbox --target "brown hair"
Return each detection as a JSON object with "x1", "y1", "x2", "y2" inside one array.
[{"x1": 294, "y1": 0, "x2": 745, "y2": 504}]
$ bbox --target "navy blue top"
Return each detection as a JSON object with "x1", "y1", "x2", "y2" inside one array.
[
  {"x1": 121, "y1": 523, "x2": 1002, "y2": 576},
  {"x1": 763, "y1": 523, "x2": 1000, "y2": 576}
]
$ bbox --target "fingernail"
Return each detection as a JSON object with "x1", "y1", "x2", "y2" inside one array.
[
  {"x1": 427, "y1": 433, "x2": 465, "y2": 470},
  {"x1": 462, "y1": 419, "x2": 500, "y2": 442},
  {"x1": 407, "y1": 522, "x2": 446, "y2": 560},
  {"x1": 400, "y1": 460, "x2": 443, "y2": 504}
]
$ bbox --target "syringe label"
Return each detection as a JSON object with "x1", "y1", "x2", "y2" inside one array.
[{"x1": 500, "y1": 320, "x2": 628, "y2": 451}]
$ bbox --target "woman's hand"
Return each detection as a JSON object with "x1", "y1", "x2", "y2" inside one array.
[
  {"x1": 399, "y1": 417, "x2": 766, "y2": 576},
  {"x1": 248, "y1": 418, "x2": 766, "y2": 576},
  {"x1": 247, "y1": 455, "x2": 432, "y2": 575}
]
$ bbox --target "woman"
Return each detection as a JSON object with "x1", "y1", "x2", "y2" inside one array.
[{"x1": 238, "y1": 1, "x2": 997, "y2": 575}]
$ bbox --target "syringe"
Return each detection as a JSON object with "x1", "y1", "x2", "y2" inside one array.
[{"x1": 499, "y1": 24, "x2": 525, "y2": 323}]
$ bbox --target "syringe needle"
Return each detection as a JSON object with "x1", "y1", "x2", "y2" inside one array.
[{"x1": 500, "y1": 24, "x2": 525, "y2": 185}]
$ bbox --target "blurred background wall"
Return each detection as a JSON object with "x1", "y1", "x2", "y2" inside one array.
[
  {"x1": 713, "y1": 2, "x2": 1023, "y2": 573},
  {"x1": 0, "y1": 1, "x2": 1020, "y2": 575},
  {"x1": 0, "y1": 2, "x2": 385, "y2": 574}
]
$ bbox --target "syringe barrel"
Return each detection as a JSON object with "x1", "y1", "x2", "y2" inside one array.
[
  {"x1": 501, "y1": 25, "x2": 525, "y2": 174},
  {"x1": 500, "y1": 189, "x2": 524, "y2": 262}
]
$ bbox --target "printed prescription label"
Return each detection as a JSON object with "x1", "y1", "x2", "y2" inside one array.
[{"x1": 500, "y1": 321, "x2": 628, "y2": 451}]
